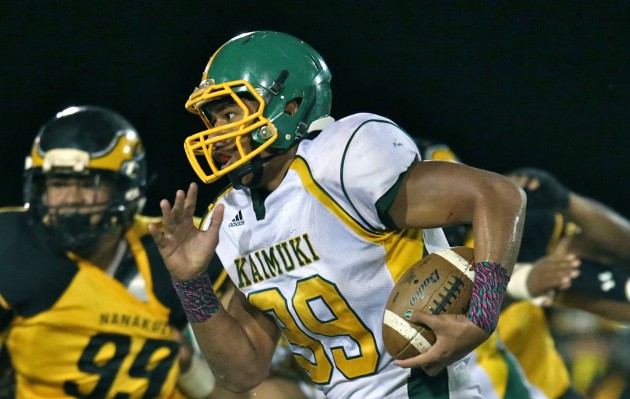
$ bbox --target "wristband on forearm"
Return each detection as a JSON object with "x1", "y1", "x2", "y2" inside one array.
[
  {"x1": 506, "y1": 263, "x2": 533, "y2": 300},
  {"x1": 467, "y1": 261, "x2": 510, "y2": 334},
  {"x1": 172, "y1": 273, "x2": 221, "y2": 324}
]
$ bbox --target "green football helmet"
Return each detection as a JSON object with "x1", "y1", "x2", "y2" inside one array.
[{"x1": 184, "y1": 31, "x2": 333, "y2": 187}]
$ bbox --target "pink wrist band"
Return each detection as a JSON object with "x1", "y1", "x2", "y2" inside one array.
[
  {"x1": 172, "y1": 273, "x2": 221, "y2": 324},
  {"x1": 467, "y1": 261, "x2": 510, "y2": 334}
]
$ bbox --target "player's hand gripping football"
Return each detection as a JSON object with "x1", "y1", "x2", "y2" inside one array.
[
  {"x1": 149, "y1": 183, "x2": 224, "y2": 281},
  {"x1": 394, "y1": 312, "x2": 489, "y2": 376}
]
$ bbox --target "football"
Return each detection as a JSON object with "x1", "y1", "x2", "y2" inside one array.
[{"x1": 382, "y1": 246, "x2": 475, "y2": 360}]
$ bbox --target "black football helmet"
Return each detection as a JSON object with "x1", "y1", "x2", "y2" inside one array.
[{"x1": 23, "y1": 106, "x2": 147, "y2": 255}]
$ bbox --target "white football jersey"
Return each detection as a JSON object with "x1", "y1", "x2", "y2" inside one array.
[{"x1": 202, "y1": 113, "x2": 481, "y2": 399}]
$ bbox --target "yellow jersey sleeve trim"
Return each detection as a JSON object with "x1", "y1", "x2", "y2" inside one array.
[
  {"x1": 290, "y1": 156, "x2": 386, "y2": 242},
  {"x1": 125, "y1": 227, "x2": 169, "y2": 313},
  {"x1": 428, "y1": 147, "x2": 458, "y2": 162},
  {"x1": 199, "y1": 185, "x2": 235, "y2": 229},
  {"x1": 129, "y1": 214, "x2": 162, "y2": 236},
  {"x1": 213, "y1": 270, "x2": 229, "y2": 293},
  {"x1": 0, "y1": 293, "x2": 10, "y2": 310},
  {"x1": 291, "y1": 156, "x2": 429, "y2": 282},
  {"x1": 382, "y1": 228, "x2": 427, "y2": 283}
]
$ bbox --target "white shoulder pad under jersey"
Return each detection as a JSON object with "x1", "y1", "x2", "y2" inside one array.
[{"x1": 298, "y1": 113, "x2": 420, "y2": 231}]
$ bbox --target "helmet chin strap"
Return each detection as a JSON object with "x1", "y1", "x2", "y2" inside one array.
[
  {"x1": 228, "y1": 119, "x2": 331, "y2": 190},
  {"x1": 39, "y1": 196, "x2": 128, "y2": 258},
  {"x1": 46, "y1": 212, "x2": 111, "y2": 257},
  {"x1": 228, "y1": 153, "x2": 281, "y2": 190}
]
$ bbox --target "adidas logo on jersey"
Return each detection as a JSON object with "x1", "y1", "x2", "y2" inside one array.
[{"x1": 228, "y1": 210, "x2": 245, "y2": 227}]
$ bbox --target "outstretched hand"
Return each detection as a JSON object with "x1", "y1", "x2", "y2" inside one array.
[
  {"x1": 527, "y1": 254, "x2": 581, "y2": 297},
  {"x1": 148, "y1": 182, "x2": 224, "y2": 281},
  {"x1": 394, "y1": 312, "x2": 489, "y2": 376}
]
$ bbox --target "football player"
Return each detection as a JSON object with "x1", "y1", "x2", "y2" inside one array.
[
  {"x1": 417, "y1": 140, "x2": 630, "y2": 399},
  {"x1": 496, "y1": 168, "x2": 630, "y2": 399},
  {"x1": 417, "y1": 140, "x2": 551, "y2": 398},
  {"x1": 0, "y1": 106, "x2": 214, "y2": 398},
  {"x1": 149, "y1": 31, "x2": 526, "y2": 398}
]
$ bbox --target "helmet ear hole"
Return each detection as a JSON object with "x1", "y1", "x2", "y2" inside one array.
[{"x1": 284, "y1": 99, "x2": 301, "y2": 116}]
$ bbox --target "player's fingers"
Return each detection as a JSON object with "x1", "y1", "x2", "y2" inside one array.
[
  {"x1": 559, "y1": 277, "x2": 573, "y2": 290},
  {"x1": 395, "y1": 360, "x2": 445, "y2": 376},
  {"x1": 210, "y1": 203, "x2": 225, "y2": 225},
  {"x1": 544, "y1": 268, "x2": 573, "y2": 287},
  {"x1": 562, "y1": 271, "x2": 580, "y2": 284},
  {"x1": 405, "y1": 310, "x2": 438, "y2": 329},
  {"x1": 507, "y1": 174, "x2": 528, "y2": 188},
  {"x1": 549, "y1": 266, "x2": 577, "y2": 288},
  {"x1": 160, "y1": 199, "x2": 175, "y2": 229},
  {"x1": 526, "y1": 177, "x2": 540, "y2": 191},
  {"x1": 148, "y1": 222, "x2": 165, "y2": 247},
  {"x1": 183, "y1": 182, "x2": 198, "y2": 218},
  {"x1": 541, "y1": 254, "x2": 579, "y2": 274},
  {"x1": 557, "y1": 253, "x2": 580, "y2": 265},
  {"x1": 568, "y1": 255, "x2": 581, "y2": 268},
  {"x1": 556, "y1": 257, "x2": 581, "y2": 278},
  {"x1": 394, "y1": 345, "x2": 446, "y2": 375},
  {"x1": 171, "y1": 189, "x2": 186, "y2": 223},
  {"x1": 204, "y1": 204, "x2": 225, "y2": 241}
]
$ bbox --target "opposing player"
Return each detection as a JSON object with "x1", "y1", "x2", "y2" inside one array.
[
  {"x1": 418, "y1": 140, "x2": 630, "y2": 398},
  {"x1": 496, "y1": 168, "x2": 630, "y2": 398},
  {"x1": 0, "y1": 106, "x2": 214, "y2": 398},
  {"x1": 150, "y1": 31, "x2": 526, "y2": 398}
]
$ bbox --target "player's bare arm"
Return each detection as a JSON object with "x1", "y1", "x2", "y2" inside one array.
[
  {"x1": 149, "y1": 183, "x2": 281, "y2": 392},
  {"x1": 389, "y1": 160, "x2": 526, "y2": 375},
  {"x1": 506, "y1": 168, "x2": 630, "y2": 267},
  {"x1": 563, "y1": 193, "x2": 630, "y2": 266},
  {"x1": 555, "y1": 290, "x2": 630, "y2": 322},
  {"x1": 390, "y1": 161, "x2": 525, "y2": 269},
  {"x1": 192, "y1": 287, "x2": 282, "y2": 392}
]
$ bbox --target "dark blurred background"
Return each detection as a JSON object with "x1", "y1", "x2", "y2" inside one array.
[{"x1": 1, "y1": 1, "x2": 629, "y2": 216}]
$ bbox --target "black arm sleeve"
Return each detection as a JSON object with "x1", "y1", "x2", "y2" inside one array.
[
  {"x1": 570, "y1": 259, "x2": 630, "y2": 302},
  {"x1": 0, "y1": 307, "x2": 13, "y2": 334},
  {"x1": 142, "y1": 236, "x2": 188, "y2": 330}
]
